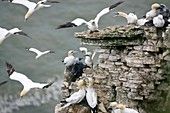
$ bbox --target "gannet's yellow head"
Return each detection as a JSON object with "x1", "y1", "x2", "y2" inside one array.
[
  {"x1": 151, "y1": 3, "x2": 160, "y2": 10},
  {"x1": 68, "y1": 50, "x2": 76, "y2": 56},
  {"x1": 117, "y1": 104, "x2": 126, "y2": 110},
  {"x1": 109, "y1": 102, "x2": 118, "y2": 108},
  {"x1": 25, "y1": 12, "x2": 32, "y2": 21},
  {"x1": 117, "y1": 12, "x2": 128, "y2": 17},
  {"x1": 88, "y1": 77, "x2": 94, "y2": 87},
  {"x1": 20, "y1": 90, "x2": 27, "y2": 97},
  {"x1": 77, "y1": 79, "x2": 84, "y2": 89}
]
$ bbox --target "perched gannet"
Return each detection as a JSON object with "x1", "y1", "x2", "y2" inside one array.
[
  {"x1": 0, "y1": 27, "x2": 30, "y2": 44},
  {"x1": 6, "y1": 62, "x2": 56, "y2": 97},
  {"x1": 56, "y1": 0, "x2": 124, "y2": 32},
  {"x1": 60, "y1": 79, "x2": 86, "y2": 109},
  {"x1": 114, "y1": 104, "x2": 139, "y2": 113},
  {"x1": 62, "y1": 50, "x2": 77, "y2": 68},
  {"x1": 0, "y1": 80, "x2": 8, "y2": 86},
  {"x1": 157, "y1": 4, "x2": 170, "y2": 19},
  {"x1": 146, "y1": 3, "x2": 161, "y2": 20},
  {"x1": 85, "y1": 52, "x2": 94, "y2": 68},
  {"x1": 26, "y1": 47, "x2": 54, "y2": 59},
  {"x1": 79, "y1": 47, "x2": 96, "y2": 68},
  {"x1": 108, "y1": 102, "x2": 118, "y2": 113},
  {"x1": 153, "y1": 15, "x2": 165, "y2": 27},
  {"x1": 85, "y1": 77, "x2": 97, "y2": 113},
  {"x1": 115, "y1": 12, "x2": 138, "y2": 25},
  {"x1": 4, "y1": 0, "x2": 59, "y2": 21},
  {"x1": 71, "y1": 58, "x2": 89, "y2": 82}
]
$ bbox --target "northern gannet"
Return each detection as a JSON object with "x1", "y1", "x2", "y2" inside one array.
[
  {"x1": 0, "y1": 27, "x2": 30, "y2": 44},
  {"x1": 157, "y1": 4, "x2": 170, "y2": 19},
  {"x1": 79, "y1": 47, "x2": 96, "y2": 68},
  {"x1": 115, "y1": 12, "x2": 138, "y2": 25},
  {"x1": 71, "y1": 58, "x2": 88, "y2": 82},
  {"x1": 0, "y1": 80, "x2": 8, "y2": 86},
  {"x1": 153, "y1": 15, "x2": 165, "y2": 27},
  {"x1": 56, "y1": 0, "x2": 124, "y2": 32},
  {"x1": 26, "y1": 47, "x2": 55, "y2": 59},
  {"x1": 60, "y1": 79, "x2": 86, "y2": 109},
  {"x1": 114, "y1": 104, "x2": 139, "y2": 113},
  {"x1": 85, "y1": 77, "x2": 97, "y2": 113},
  {"x1": 62, "y1": 50, "x2": 77, "y2": 68},
  {"x1": 4, "y1": 0, "x2": 59, "y2": 21},
  {"x1": 115, "y1": 12, "x2": 150, "y2": 26},
  {"x1": 146, "y1": 3, "x2": 161, "y2": 20},
  {"x1": 6, "y1": 62, "x2": 56, "y2": 97},
  {"x1": 108, "y1": 102, "x2": 118, "y2": 113}
]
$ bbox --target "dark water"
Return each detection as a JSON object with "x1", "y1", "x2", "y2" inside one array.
[{"x1": 0, "y1": 0, "x2": 170, "y2": 113}]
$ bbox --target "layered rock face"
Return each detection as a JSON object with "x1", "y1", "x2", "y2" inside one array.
[{"x1": 59, "y1": 26, "x2": 170, "y2": 113}]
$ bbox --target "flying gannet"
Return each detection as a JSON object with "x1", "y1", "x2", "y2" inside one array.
[
  {"x1": 85, "y1": 77, "x2": 97, "y2": 113},
  {"x1": 26, "y1": 47, "x2": 55, "y2": 59},
  {"x1": 3, "y1": 0, "x2": 59, "y2": 21},
  {"x1": 60, "y1": 79, "x2": 86, "y2": 109},
  {"x1": 0, "y1": 27, "x2": 30, "y2": 44},
  {"x1": 6, "y1": 62, "x2": 56, "y2": 97},
  {"x1": 56, "y1": 0, "x2": 124, "y2": 32}
]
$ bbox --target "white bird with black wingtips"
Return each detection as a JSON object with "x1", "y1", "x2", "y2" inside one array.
[
  {"x1": 79, "y1": 47, "x2": 96, "y2": 68},
  {"x1": 6, "y1": 62, "x2": 56, "y2": 97},
  {"x1": 114, "y1": 12, "x2": 138, "y2": 25},
  {"x1": 26, "y1": 47, "x2": 54, "y2": 59},
  {"x1": 3, "y1": 0, "x2": 59, "y2": 21},
  {"x1": 63, "y1": 50, "x2": 77, "y2": 68},
  {"x1": 85, "y1": 77, "x2": 97, "y2": 113},
  {"x1": 56, "y1": 0, "x2": 124, "y2": 32},
  {"x1": 60, "y1": 79, "x2": 86, "y2": 109},
  {"x1": 0, "y1": 27, "x2": 30, "y2": 44}
]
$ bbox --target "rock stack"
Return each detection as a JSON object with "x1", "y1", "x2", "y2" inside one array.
[{"x1": 60, "y1": 25, "x2": 170, "y2": 113}]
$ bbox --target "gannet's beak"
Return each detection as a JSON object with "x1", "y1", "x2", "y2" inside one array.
[
  {"x1": 113, "y1": 12, "x2": 119, "y2": 17},
  {"x1": 16, "y1": 31, "x2": 32, "y2": 39}
]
